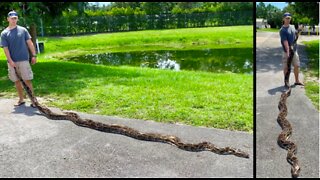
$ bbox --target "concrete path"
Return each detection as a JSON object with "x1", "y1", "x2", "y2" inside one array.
[
  {"x1": 256, "y1": 32, "x2": 319, "y2": 178},
  {"x1": 0, "y1": 98, "x2": 253, "y2": 178}
]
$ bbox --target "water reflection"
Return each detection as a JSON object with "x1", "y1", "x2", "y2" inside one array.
[
  {"x1": 67, "y1": 49, "x2": 252, "y2": 73},
  {"x1": 156, "y1": 59, "x2": 180, "y2": 71}
]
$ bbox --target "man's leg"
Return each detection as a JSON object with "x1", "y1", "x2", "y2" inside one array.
[
  {"x1": 293, "y1": 52, "x2": 304, "y2": 86},
  {"x1": 283, "y1": 67, "x2": 288, "y2": 79},
  {"x1": 19, "y1": 61, "x2": 35, "y2": 106},
  {"x1": 293, "y1": 65, "x2": 304, "y2": 85},
  {"x1": 14, "y1": 81, "x2": 25, "y2": 104},
  {"x1": 24, "y1": 80, "x2": 34, "y2": 95},
  {"x1": 8, "y1": 63, "x2": 25, "y2": 105},
  {"x1": 24, "y1": 80, "x2": 36, "y2": 107},
  {"x1": 282, "y1": 52, "x2": 290, "y2": 88}
]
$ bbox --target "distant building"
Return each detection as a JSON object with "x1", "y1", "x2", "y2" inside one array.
[{"x1": 256, "y1": 18, "x2": 268, "y2": 29}]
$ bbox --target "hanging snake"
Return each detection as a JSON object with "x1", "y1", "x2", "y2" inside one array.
[
  {"x1": 13, "y1": 67, "x2": 249, "y2": 158},
  {"x1": 277, "y1": 29, "x2": 301, "y2": 178}
]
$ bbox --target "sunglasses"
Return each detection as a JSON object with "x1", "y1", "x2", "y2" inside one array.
[{"x1": 9, "y1": 17, "x2": 18, "y2": 20}]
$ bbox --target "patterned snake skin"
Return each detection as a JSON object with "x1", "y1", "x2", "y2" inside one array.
[
  {"x1": 13, "y1": 67, "x2": 249, "y2": 158},
  {"x1": 277, "y1": 29, "x2": 301, "y2": 178}
]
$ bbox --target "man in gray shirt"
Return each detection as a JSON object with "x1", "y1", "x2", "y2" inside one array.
[
  {"x1": 1, "y1": 10, "x2": 37, "y2": 107},
  {"x1": 279, "y1": 12, "x2": 304, "y2": 88}
]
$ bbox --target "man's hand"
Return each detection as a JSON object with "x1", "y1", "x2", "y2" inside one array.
[
  {"x1": 286, "y1": 51, "x2": 290, "y2": 58},
  {"x1": 8, "y1": 60, "x2": 16, "y2": 68},
  {"x1": 31, "y1": 57, "x2": 37, "y2": 65}
]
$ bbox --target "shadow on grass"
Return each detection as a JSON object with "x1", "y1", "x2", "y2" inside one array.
[
  {"x1": 1, "y1": 47, "x2": 253, "y2": 97},
  {"x1": 0, "y1": 60, "x2": 144, "y2": 97}
]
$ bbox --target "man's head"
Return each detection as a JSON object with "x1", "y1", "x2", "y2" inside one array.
[
  {"x1": 283, "y1": 12, "x2": 291, "y2": 20},
  {"x1": 282, "y1": 12, "x2": 291, "y2": 25},
  {"x1": 7, "y1": 11, "x2": 18, "y2": 25},
  {"x1": 8, "y1": 11, "x2": 18, "y2": 18}
]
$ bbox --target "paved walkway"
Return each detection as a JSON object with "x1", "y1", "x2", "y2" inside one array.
[
  {"x1": 256, "y1": 32, "x2": 319, "y2": 178},
  {"x1": 0, "y1": 98, "x2": 253, "y2": 178}
]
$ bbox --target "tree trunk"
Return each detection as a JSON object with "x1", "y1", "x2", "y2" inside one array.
[
  {"x1": 29, "y1": 23, "x2": 37, "y2": 53},
  {"x1": 28, "y1": 23, "x2": 37, "y2": 62}
]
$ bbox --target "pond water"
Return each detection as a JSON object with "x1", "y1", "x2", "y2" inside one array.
[{"x1": 67, "y1": 48, "x2": 252, "y2": 74}]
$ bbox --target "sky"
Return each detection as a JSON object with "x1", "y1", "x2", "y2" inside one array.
[
  {"x1": 262, "y1": 2, "x2": 288, "y2": 10},
  {"x1": 88, "y1": 2, "x2": 111, "y2": 7}
]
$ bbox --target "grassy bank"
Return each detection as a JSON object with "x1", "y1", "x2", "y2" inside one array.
[
  {"x1": 0, "y1": 26, "x2": 253, "y2": 132},
  {"x1": 256, "y1": 28, "x2": 279, "y2": 32},
  {"x1": 38, "y1": 26, "x2": 252, "y2": 59},
  {"x1": 302, "y1": 40, "x2": 319, "y2": 111}
]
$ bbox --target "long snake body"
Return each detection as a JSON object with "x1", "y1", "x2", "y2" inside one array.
[
  {"x1": 277, "y1": 29, "x2": 301, "y2": 178},
  {"x1": 13, "y1": 67, "x2": 250, "y2": 158}
]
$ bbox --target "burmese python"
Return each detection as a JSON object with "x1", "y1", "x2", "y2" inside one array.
[
  {"x1": 13, "y1": 67, "x2": 249, "y2": 158},
  {"x1": 277, "y1": 29, "x2": 301, "y2": 178}
]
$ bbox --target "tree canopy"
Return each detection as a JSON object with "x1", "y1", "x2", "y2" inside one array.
[
  {"x1": 256, "y1": 2, "x2": 319, "y2": 28},
  {"x1": 0, "y1": 2, "x2": 87, "y2": 49},
  {"x1": 1, "y1": 2, "x2": 253, "y2": 37},
  {"x1": 86, "y1": 2, "x2": 253, "y2": 15},
  {"x1": 288, "y1": 2, "x2": 319, "y2": 25}
]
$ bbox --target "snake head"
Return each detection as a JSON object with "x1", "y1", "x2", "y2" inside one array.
[
  {"x1": 291, "y1": 165, "x2": 300, "y2": 178},
  {"x1": 235, "y1": 150, "x2": 250, "y2": 158}
]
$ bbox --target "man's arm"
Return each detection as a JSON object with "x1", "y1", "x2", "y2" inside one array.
[
  {"x1": 26, "y1": 39, "x2": 37, "y2": 65},
  {"x1": 282, "y1": 40, "x2": 290, "y2": 58},
  {"x1": 3, "y1": 47, "x2": 16, "y2": 67},
  {"x1": 280, "y1": 29, "x2": 290, "y2": 58},
  {"x1": 1, "y1": 33, "x2": 15, "y2": 67}
]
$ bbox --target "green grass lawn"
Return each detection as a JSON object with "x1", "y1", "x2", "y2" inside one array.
[
  {"x1": 302, "y1": 40, "x2": 319, "y2": 111},
  {"x1": 256, "y1": 28, "x2": 279, "y2": 32},
  {"x1": 38, "y1": 26, "x2": 252, "y2": 59},
  {"x1": 0, "y1": 26, "x2": 253, "y2": 132}
]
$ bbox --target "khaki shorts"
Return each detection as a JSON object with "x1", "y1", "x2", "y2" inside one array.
[
  {"x1": 8, "y1": 61, "x2": 33, "y2": 82},
  {"x1": 282, "y1": 51, "x2": 300, "y2": 69}
]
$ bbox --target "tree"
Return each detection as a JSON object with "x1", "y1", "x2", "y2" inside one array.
[
  {"x1": 282, "y1": 4, "x2": 297, "y2": 25},
  {"x1": 256, "y1": 2, "x2": 282, "y2": 28},
  {"x1": 265, "y1": 4, "x2": 282, "y2": 28},
  {"x1": 0, "y1": 3, "x2": 20, "y2": 27},
  {"x1": 141, "y1": 2, "x2": 166, "y2": 15},
  {"x1": 110, "y1": 2, "x2": 141, "y2": 9},
  {"x1": 288, "y1": 2, "x2": 319, "y2": 25},
  {"x1": 6, "y1": 2, "x2": 86, "y2": 51},
  {"x1": 267, "y1": 11, "x2": 283, "y2": 29}
]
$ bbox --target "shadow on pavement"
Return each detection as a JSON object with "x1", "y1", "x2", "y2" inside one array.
[
  {"x1": 267, "y1": 86, "x2": 285, "y2": 95},
  {"x1": 12, "y1": 104, "x2": 39, "y2": 117}
]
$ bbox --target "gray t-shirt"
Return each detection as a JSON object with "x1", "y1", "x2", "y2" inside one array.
[
  {"x1": 1, "y1": 25, "x2": 31, "y2": 62},
  {"x1": 279, "y1": 25, "x2": 297, "y2": 52}
]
